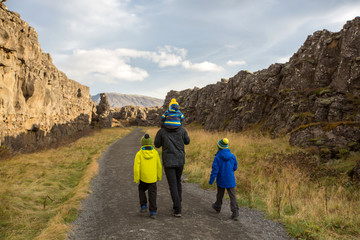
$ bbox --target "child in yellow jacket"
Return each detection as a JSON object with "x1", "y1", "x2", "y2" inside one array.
[{"x1": 134, "y1": 133, "x2": 162, "y2": 219}]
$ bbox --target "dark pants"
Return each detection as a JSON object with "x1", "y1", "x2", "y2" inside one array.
[
  {"x1": 213, "y1": 186, "x2": 239, "y2": 217},
  {"x1": 138, "y1": 181, "x2": 157, "y2": 212},
  {"x1": 164, "y1": 166, "x2": 184, "y2": 214}
]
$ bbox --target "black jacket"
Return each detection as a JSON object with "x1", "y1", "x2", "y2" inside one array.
[{"x1": 154, "y1": 126, "x2": 190, "y2": 168}]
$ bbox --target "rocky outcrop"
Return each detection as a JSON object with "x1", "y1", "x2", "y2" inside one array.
[
  {"x1": 91, "y1": 93, "x2": 112, "y2": 128},
  {"x1": 290, "y1": 123, "x2": 360, "y2": 159},
  {"x1": 0, "y1": 5, "x2": 95, "y2": 154},
  {"x1": 163, "y1": 17, "x2": 360, "y2": 159},
  {"x1": 112, "y1": 106, "x2": 162, "y2": 127}
]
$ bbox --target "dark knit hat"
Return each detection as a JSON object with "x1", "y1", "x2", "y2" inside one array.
[
  {"x1": 141, "y1": 133, "x2": 152, "y2": 146},
  {"x1": 217, "y1": 138, "x2": 229, "y2": 149}
]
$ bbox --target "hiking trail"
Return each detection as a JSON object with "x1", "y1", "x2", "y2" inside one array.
[{"x1": 68, "y1": 128, "x2": 291, "y2": 240}]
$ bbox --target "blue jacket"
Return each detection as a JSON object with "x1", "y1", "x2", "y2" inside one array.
[{"x1": 209, "y1": 149, "x2": 237, "y2": 188}]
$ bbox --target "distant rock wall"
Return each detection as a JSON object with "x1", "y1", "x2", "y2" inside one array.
[
  {"x1": 164, "y1": 17, "x2": 360, "y2": 158},
  {"x1": 0, "y1": 5, "x2": 95, "y2": 154},
  {"x1": 112, "y1": 106, "x2": 162, "y2": 127}
]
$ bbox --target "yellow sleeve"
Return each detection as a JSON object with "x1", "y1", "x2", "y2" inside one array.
[
  {"x1": 134, "y1": 151, "x2": 141, "y2": 183},
  {"x1": 157, "y1": 152, "x2": 162, "y2": 181}
]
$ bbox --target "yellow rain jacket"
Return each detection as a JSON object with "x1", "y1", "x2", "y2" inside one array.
[{"x1": 134, "y1": 146, "x2": 162, "y2": 184}]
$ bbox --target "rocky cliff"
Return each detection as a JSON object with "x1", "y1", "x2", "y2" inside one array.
[
  {"x1": 0, "y1": 4, "x2": 95, "y2": 154},
  {"x1": 164, "y1": 17, "x2": 360, "y2": 159},
  {"x1": 112, "y1": 106, "x2": 162, "y2": 127}
]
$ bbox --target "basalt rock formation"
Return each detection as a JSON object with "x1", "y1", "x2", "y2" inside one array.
[
  {"x1": 91, "y1": 93, "x2": 112, "y2": 128},
  {"x1": 164, "y1": 17, "x2": 360, "y2": 159},
  {"x1": 112, "y1": 106, "x2": 162, "y2": 127},
  {"x1": 0, "y1": 5, "x2": 96, "y2": 154}
]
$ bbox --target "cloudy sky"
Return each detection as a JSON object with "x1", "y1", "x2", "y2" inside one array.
[{"x1": 6, "y1": 0, "x2": 360, "y2": 99}]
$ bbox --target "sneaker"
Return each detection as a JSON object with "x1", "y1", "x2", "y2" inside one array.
[
  {"x1": 173, "y1": 213, "x2": 182, "y2": 217},
  {"x1": 140, "y1": 205, "x2": 148, "y2": 213},
  {"x1": 149, "y1": 211, "x2": 156, "y2": 219},
  {"x1": 212, "y1": 203, "x2": 220, "y2": 213},
  {"x1": 231, "y1": 215, "x2": 239, "y2": 221}
]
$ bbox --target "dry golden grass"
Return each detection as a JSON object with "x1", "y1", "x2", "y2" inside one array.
[
  {"x1": 0, "y1": 127, "x2": 131, "y2": 240},
  {"x1": 145, "y1": 126, "x2": 360, "y2": 240}
]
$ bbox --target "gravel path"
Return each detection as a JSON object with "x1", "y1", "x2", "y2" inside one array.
[{"x1": 68, "y1": 128, "x2": 291, "y2": 240}]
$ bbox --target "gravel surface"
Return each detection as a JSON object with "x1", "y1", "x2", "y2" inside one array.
[{"x1": 68, "y1": 128, "x2": 291, "y2": 240}]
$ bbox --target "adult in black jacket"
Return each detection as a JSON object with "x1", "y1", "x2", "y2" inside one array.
[{"x1": 154, "y1": 126, "x2": 190, "y2": 217}]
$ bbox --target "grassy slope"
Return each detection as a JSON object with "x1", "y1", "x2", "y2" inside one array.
[
  {"x1": 145, "y1": 126, "x2": 360, "y2": 240},
  {"x1": 1, "y1": 126, "x2": 358, "y2": 240},
  {"x1": 0, "y1": 128, "x2": 131, "y2": 240}
]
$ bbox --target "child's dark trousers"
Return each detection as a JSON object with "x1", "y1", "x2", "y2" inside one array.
[
  {"x1": 213, "y1": 186, "x2": 239, "y2": 217},
  {"x1": 138, "y1": 181, "x2": 157, "y2": 212}
]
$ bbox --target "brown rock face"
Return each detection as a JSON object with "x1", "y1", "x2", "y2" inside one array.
[
  {"x1": 91, "y1": 93, "x2": 112, "y2": 128},
  {"x1": 163, "y1": 17, "x2": 360, "y2": 159},
  {"x1": 112, "y1": 106, "x2": 162, "y2": 127},
  {"x1": 0, "y1": 6, "x2": 95, "y2": 154}
]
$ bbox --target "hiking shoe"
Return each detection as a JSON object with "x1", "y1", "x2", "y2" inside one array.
[
  {"x1": 140, "y1": 205, "x2": 148, "y2": 213},
  {"x1": 212, "y1": 203, "x2": 220, "y2": 213},
  {"x1": 149, "y1": 211, "x2": 156, "y2": 219},
  {"x1": 173, "y1": 213, "x2": 182, "y2": 217},
  {"x1": 231, "y1": 215, "x2": 239, "y2": 221}
]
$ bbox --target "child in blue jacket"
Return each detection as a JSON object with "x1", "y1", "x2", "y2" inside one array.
[{"x1": 209, "y1": 138, "x2": 239, "y2": 220}]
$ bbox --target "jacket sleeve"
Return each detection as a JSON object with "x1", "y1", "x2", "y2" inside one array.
[
  {"x1": 154, "y1": 129, "x2": 162, "y2": 148},
  {"x1": 209, "y1": 156, "x2": 219, "y2": 185},
  {"x1": 157, "y1": 152, "x2": 162, "y2": 181},
  {"x1": 180, "y1": 111, "x2": 184, "y2": 122},
  {"x1": 134, "y1": 152, "x2": 141, "y2": 183},
  {"x1": 161, "y1": 111, "x2": 167, "y2": 123},
  {"x1": 183, "y1": 128, "x2": 190, "y2": 145},
  {"x1": 233, "y1": 154, "x2": 238, "y2": 172}
]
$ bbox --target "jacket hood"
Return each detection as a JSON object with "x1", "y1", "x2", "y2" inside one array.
[
  {"x1": 140, "y1": 146, "x2": 156, "y2": 159},
  {"x1": 216, "y1": 149, "x2": 232, "y2": 161},
  {"x1": 168, "y1": 103, "x2": 179, "y2": 112}
]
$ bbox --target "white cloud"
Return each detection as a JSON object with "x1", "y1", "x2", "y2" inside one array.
[
  {"x1": 227, "y1": 60, "x2": 247, "y2": 66},
  {"x1": 39, "y1": 0, "x2": 143, "y2": 51},
  {"x1": 115, "y1": 46, "x2": 222, "y2": 72},
  {"x1": 277, "y1": 56, "x2": 290, "y2": 63},
  {"x1": 323, "y1": 4, "x2": 360, "y2": 25},
  {"x1": 57, "y1": 49, "x2": 149, "y2": 84},
  {"x1": 114, "y1": 46, "x2": 186, "y2": 67},
  {"x1": 182, "y1": 61, "x2": 224, "y2": 72},
  {"x1": 56, "y1": 46, "x2": 223, "y2": 85},
  {"x1": 61, "y1": 0, "x2": 139, "y2": 31},
  {"x1": 148, "y1": 46, "x2": 187, "y2": 67}
]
